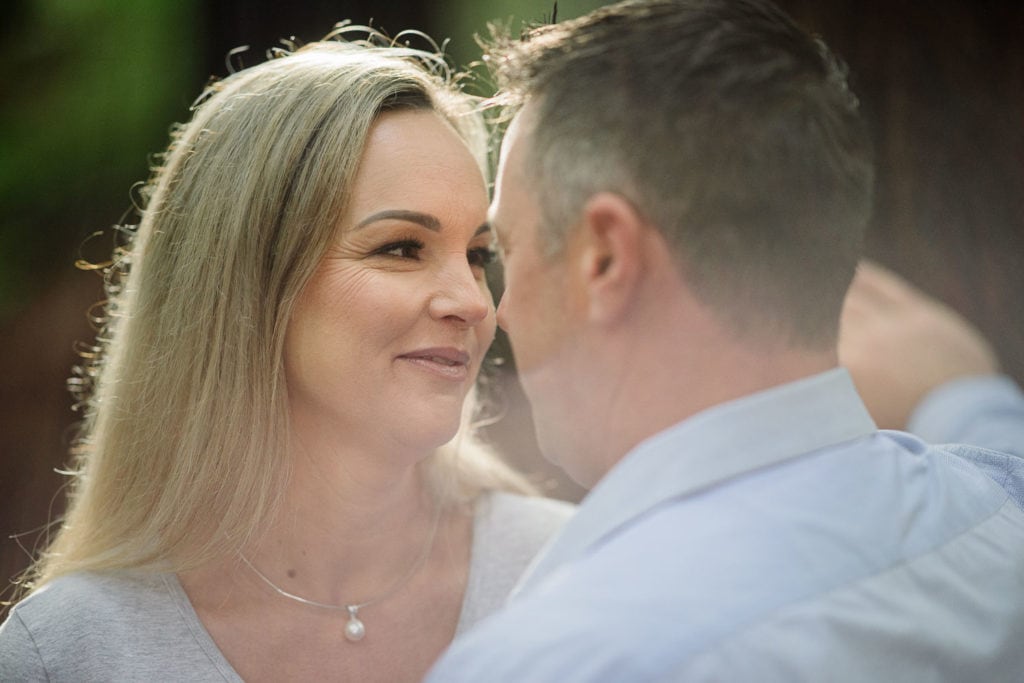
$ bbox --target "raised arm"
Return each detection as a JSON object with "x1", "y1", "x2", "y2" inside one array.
[{"x1": 840, "y1": 260, "x2": 1024, "y2": 454}]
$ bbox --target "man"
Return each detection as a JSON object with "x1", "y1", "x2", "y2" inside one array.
[{"x1": 427, "y1": 0, "x2": 1024, "y2": 679}]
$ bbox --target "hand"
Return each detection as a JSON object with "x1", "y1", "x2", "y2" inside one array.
[{"x1": 839, "y1": 260, "x2": 999, "y2": 429}]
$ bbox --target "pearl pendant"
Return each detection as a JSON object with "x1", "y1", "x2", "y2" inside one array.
[{"x1": 344, "y1": 606, "x2": 366, "y2": 642}]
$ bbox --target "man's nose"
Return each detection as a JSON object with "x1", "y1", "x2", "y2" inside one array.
[{"x1": 496, "y1": 290, "x2": 510, "y2": 333}]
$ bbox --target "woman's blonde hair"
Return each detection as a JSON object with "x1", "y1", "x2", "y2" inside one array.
[{"x1": 29, "y1": 29, "x2": 532, "y2": 591}]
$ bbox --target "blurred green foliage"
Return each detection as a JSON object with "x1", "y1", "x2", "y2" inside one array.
[
  {"x1": 0, "y1": 0, "x2": 199, "y2": 321},
  {"x1": 441, "y1": 0, "x2": 611, "y2": 93}
]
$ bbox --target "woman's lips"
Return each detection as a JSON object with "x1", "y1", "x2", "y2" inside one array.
[{"x1": 398, "y1": 348, "x2": 471, "y2": 381}]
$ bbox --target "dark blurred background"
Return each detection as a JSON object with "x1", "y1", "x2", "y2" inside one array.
[{"x1": 3, "y1": 0, "x2": 1022, "y2": 612}]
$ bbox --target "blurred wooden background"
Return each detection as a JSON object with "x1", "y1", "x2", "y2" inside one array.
[{"x1": 3, "y1": 0, "x2": 1022, "y2": 616}]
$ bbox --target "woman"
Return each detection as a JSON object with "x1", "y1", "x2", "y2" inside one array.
[{"x1": 0, "y1": 29, "x2": 571, "y2": 681}]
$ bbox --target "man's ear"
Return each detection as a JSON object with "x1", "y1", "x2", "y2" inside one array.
[{"x1": 574, "y1": 192, "x2": 648, "y2": 324}]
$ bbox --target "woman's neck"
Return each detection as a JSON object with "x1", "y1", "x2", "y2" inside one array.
[
  {"x1": 244, "y1": 433, "x2": 438, "y2": 605},
  {"x1": 177, "y1": 431, "x2": 473, "y2": 683}
]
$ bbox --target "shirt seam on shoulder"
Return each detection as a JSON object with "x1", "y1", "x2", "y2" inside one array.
[
  {"x1": 12, "y1": 610, "x2": 52, "y2": 683},
  {"x1": 940, "y1": 445, "x2": 1017, "y2": 490},
  {"x1": 678, "y1": 498, "x2": 1016, "y2": 669},
  {"x1": 160, "y1": 574, "x2": 238, "y2": 681}
]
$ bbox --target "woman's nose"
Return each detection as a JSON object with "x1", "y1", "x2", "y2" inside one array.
[{"x1": 428, "y1": 260, "x2": 492, "y2": 327}]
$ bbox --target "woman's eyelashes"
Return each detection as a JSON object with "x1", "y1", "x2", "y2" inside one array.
[
  {"x1": 369, "y1": 237, "x2": 495, "y2": 271},
  {"x1": 374, "y1": 239, "x2": 425, "y2": 259}
]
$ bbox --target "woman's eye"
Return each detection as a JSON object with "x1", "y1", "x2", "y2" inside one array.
[
  {"x1": 376, "y1": 240, "x2": 423, "y2": 259},
  {"x1": 468, "y1": 247, "x2": 496, "y2": 269}
]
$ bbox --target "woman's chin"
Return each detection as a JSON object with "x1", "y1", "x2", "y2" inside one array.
[{"x1": 394, "y1": 413, "x2": 465, "y2": 455}]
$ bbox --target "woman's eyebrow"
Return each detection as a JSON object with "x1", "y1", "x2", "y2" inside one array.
[
  {"x1": 355, "y1": 209, "x2": 441, "y2": 231},
  {"x1": 356, "y1": 211, "x2": 490, "y2": 240}
]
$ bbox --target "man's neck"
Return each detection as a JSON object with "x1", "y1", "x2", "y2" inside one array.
[{"x1": 585, "y1": 280, "x2": 839, "y2": 484}]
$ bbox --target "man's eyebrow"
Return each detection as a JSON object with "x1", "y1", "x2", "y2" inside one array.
[
  {"x1": 355, "y1": 210, "x2": 441, "y2": 232},
  {"x1": 475, "y1": 223, "x2": 491, "y2": 237}
]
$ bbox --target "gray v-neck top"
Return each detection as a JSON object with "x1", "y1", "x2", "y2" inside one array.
[{"x1": 0, "y1": 492, "x2": 573, "y2": 682}]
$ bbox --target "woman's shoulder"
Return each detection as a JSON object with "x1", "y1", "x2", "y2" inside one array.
[
  {"x1": 1, "y1": 571, "x2": 232, "y2": 682},
  {"x1": 7, "y1": 571, "x2": 152, "y2": 621},
  {"x1": 476, "y1": 491, "x2": 576, "y2": 546},
  {"x1": 1, "y1": 572, "x2": 170, "y2": 679},
  {"x1": 457, "y1": 492, "x2": 575, "y2": 634},
  {"x1": 7, "y1": 571, "x2": 173, "y2": 629}
]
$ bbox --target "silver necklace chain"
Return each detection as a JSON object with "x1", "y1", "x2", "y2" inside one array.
[{"x1": 239, "y1": 504, "x2": 441, "y2": 643}]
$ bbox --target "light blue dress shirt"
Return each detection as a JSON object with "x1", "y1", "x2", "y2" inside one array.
[
  {"x1": 428, "y1": 369, "x2": 1024, "y2": 682},
  {"x1": 909, "y1": 374, "x2": 1024, "y2": 459}
]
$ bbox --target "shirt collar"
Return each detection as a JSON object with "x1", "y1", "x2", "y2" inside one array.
[{"x1": 516, "y1": 368, "x2": 877, "y2": 594}]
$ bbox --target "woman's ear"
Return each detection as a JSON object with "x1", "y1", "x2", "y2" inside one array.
[{"x1": 574, "y1": 192, "x2": 648, "y2": 324}]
